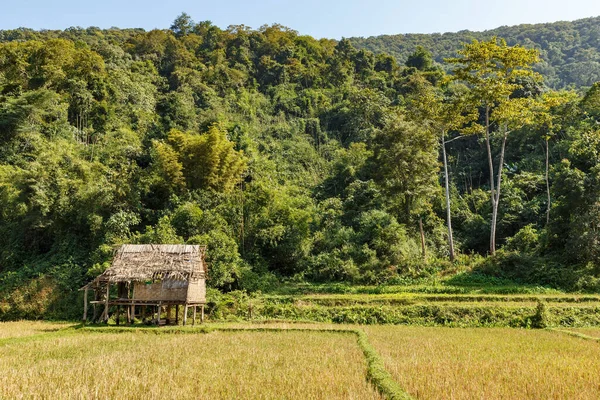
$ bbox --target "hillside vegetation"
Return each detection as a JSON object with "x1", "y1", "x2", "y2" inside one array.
[
  {"x1": 1, "y1": 14, "x2": 600, "y2": 319},
  {"x1": 349, "y1": 16, "x2": 600, "y2": 88}
]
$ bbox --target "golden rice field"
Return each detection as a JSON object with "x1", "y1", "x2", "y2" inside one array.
[
  {"x1": 0, "y1": 320, "x2": 71, "y2": 339},
  {"x1": 0, "y1": 327, "x2": 380, "y2": 400},
  {"x1": 365, "y1": 326, "x2": 600, "y2": 399},
  {"x1": 2, "y1": 321, "x2": 600, "y2": 399}
]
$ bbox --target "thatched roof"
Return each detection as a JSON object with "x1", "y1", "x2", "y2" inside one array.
[{"x1": 89, "y1": 244, "x2": 207, "y2": 286}]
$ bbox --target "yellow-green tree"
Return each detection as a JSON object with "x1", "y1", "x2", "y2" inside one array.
[
  {"x1": 166, "y1": 123, "x2": 247, "y2": 192},
  {"x1": 448, "y1": 37, "x2": 540, "y2": 255}
]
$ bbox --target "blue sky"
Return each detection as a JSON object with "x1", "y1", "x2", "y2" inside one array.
[{"x1": 2, "y1": 0, "x2": 600, "y2": 39}]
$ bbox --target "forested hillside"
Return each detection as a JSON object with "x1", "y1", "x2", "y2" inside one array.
[
  {"x1": 349, "y1": 16, "x2": 600, "y2": 88},
  {"x1": 1, "y1": 14, "x2": 600, "y2": 319}
]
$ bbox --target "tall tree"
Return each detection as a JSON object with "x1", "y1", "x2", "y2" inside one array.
[
  {"x1": 531, "y1": 90, "x2": 578, "y2": 225},
  {"x1": 447, "y1": 38, "x2": 540, "y2": 255},
  {"x1": 405, "y1": 75, "x2": 477, "y2": 261},
  {"x1": 374, "y1": 108, "x2": 439, "y2": 227},
  {"x1": 170, "y1": 13, "x2": 194, "y2": 37}
]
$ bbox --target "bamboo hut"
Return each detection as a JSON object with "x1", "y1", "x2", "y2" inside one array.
[{"x1": 81, "y1": 244, "x2": 207, "y2": 326}]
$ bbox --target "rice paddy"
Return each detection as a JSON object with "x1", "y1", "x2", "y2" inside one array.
[
  {"x1": 0, "y1": 320, "x2": 72, "y2": 339},
  {"x1": 365, "y1": 326, "x2": 600, "y2": 399},
  {"x1": 0, "y1": 327, "x2": 380, "y2": 400},
  {"x1": 2, "y1": 321, "x2": 600, "y2": 399}
]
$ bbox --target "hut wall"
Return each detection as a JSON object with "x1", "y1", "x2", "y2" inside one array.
[
  {"x1": 186, "y1": 278, "x2": 206, "y2": 303},
  {"x1": 133, "y1": 280, "x2": 188, "y2": 301}
]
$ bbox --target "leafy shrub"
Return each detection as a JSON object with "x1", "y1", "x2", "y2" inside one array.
[
  {"x1": 531, "y1": 301, "x2": 549, "y2": 329},
  {"x1": 505, "y1": 224, "x2": 539, "y2": 254},
  {"x1": 188, "y1": 230, "x2": 242, "y2": 290}
]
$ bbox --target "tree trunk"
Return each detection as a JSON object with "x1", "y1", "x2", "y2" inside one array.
[
  {"x1": 490, "y1": 126, "x2": 509, "y2": 255},
  {"x1": 419, "y1": 217, "x2": 427, "y2": 261},
  {"x1": 545, "y1": 138, "x2": 551, "y2": 225},
  {"x1": 484, "y1": 106, "x2": 497, "y2": 255},
  {"x1": 441, "y1": 133, "x2": 455, "y2": 261}
]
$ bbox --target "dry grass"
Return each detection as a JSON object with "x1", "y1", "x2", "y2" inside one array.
[
  {"x1": 365, "y1": 326, "x2": 600, "y2": 400},
  {"x1": 0, "y1": 320, "x2": 73, "y2": 339},
  {"x1": 0, "y1": 328, "x2": 381, "y2": 400}
]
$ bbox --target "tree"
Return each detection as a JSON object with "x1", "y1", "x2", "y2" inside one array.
[
  {"x1": 406, "y1": 46, "x2": 433, "y2": 70},
  {"x1": 531, "y1": 90, "x2": 578, "y2": 225},
  {"x1": 374, "y1": 108, "x2": 439, "y2": 225},
  {"x1": 170, "y1": 13, "x2": 194, "y2": 37},
  {"x1": 167, "y1": 123, "x2": 247, "y2": 192},
  {"x1": 447, "y1": 37, "x2": 540, "y2": 255},
  {"x1": 406, "y1": 75, "x2": 478, "y2": 260}
]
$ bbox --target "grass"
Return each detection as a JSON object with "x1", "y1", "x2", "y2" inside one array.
[
  {"x1": 0, "y1": 327, "x2": 382, "y2": 400},
  {"x1": 551, "y1": 328, "x2": 600, "y2": 341},
  {"x1": 210, "y1": 286, "x2": 600, "y2": 327},
  {"x1": 0, "y1": 320, "x2": 73, "y2": 339},
  {"x1": 365, "y1": 326, "x2": 600, "y2": 399},
  {"x1": 267, "y1": 279, "x2": 565, "y2": 296},
  {"x1": 567, "y1": 328, "x2": 600, "y2": 338}
]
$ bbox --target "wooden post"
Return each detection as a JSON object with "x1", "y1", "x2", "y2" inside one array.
[
  {"x1": 104, "y1": 284, "x2": 110, "y2": 323},
  {"x1": 201, "y1": 305, "x2": 204, "y2": 323},
  {"x1": 130, "y1": 305, "x2": 135, "y2": 325},
  {"x1": 116, "y1": 306, "x2": 120, "y2": 326},
  {"x1": 82, "y1": 287, "x2": 89, "y2": 323},
  {"x1": 193, "y1": 306, "x2": 197, "y2": 326},
  {"x1": 156, "y1": 302, "x2": 161, "y2": 326},
  {"x1": 166, "y1": 305, "x2": 172, "y2": 325},
  {"x1": 142, "y1": 305, "x2": 146, "y2": 323},
  {"x1": 419, "y1": 217, "x2": 427, "y2": 260},
  {"x1": 175, "y1": 305, "x2": 179, "y2": 325},
  {"x1": 183, "y1": 304, "x2": 188, "y2": 326}
]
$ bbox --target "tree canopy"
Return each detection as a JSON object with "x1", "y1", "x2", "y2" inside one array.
[{"x1": 1, "y1": 17, "x2": 600, "y2": 318}]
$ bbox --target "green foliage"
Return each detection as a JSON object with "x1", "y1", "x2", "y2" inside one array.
[
  {"x1": 204, "y1": 291, "x2": 600, "y2": 328},
  {"x1": 505, "y1": 225, "x2": 539, "y2": 254},
  {"x1": 189, "y1": 230, "x2": 243, "y2": 289},
  {"x1": 373, "y1": 111, "x2": 438, "y2": 219},
  {"x1": 166, "y1": 124, "x2": 247, "y2": 192},
  {"x1": 136, "y1": 216, "x2": 183, "y2": 244},
  {"x1": 348, "y1": 16, "x2": 600, "y2": 89},
  {"x1": 405, "y1": 46, "x2": 434, "y2": 71},
  {"x1": 1, "y1": 16, "x2": 600, "y2": 320},
  {"x1": 531, "y1": 301, "x2": 549, "y2": 329}
]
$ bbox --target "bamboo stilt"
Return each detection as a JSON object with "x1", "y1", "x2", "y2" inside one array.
[
  {"x1": 104, "y1": 284, "x2": 110, "y2": 323},
  {"x1": 166, "y1": 305, "x2": 172, "y2": 325},
  {"x1": 82, "y1": 287, "x2": 88, "y2": 323}
]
